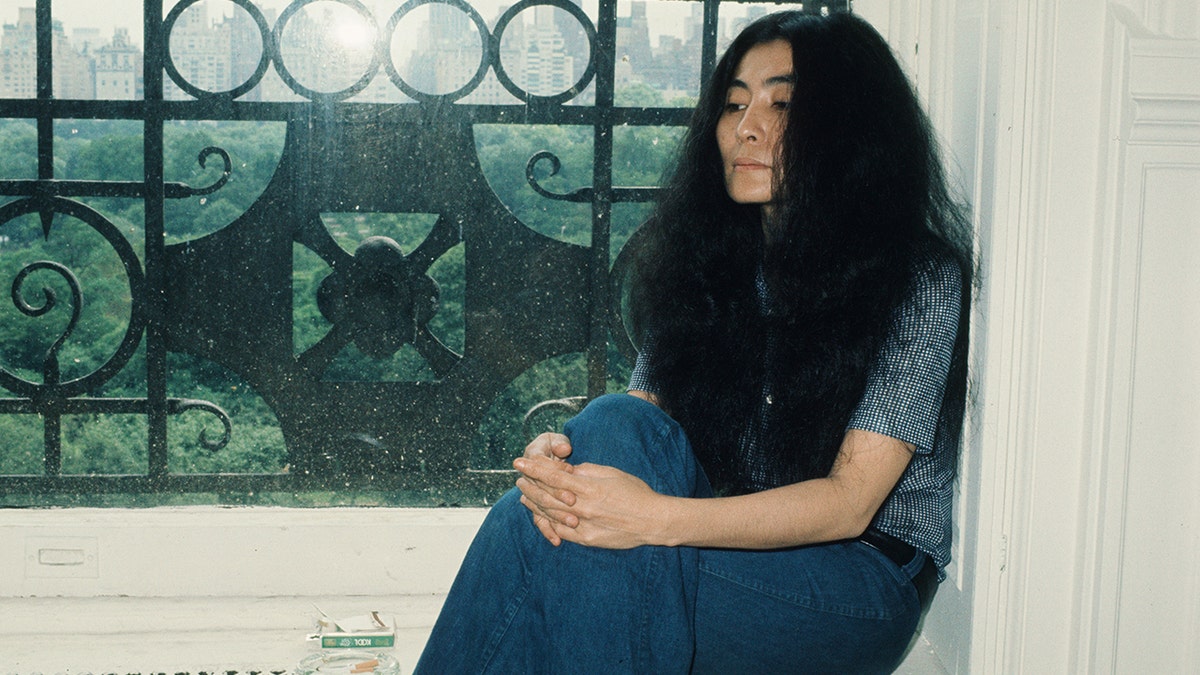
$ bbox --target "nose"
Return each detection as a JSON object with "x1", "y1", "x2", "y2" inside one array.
[{"x1": 736, "y1": 103, "x2": 767, "y2": 143}]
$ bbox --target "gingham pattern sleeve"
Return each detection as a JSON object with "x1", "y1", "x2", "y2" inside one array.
[
  {"x1": 846, "y1": 253, "x2": 963, "y2": 455},
  {"x1": 626, "y1": 332, "x2": 660, "y2": 395}
]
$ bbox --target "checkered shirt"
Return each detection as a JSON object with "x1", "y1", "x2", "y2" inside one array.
[{"x1": 628, "y1": 251, "x2": 964, "y2": 576}]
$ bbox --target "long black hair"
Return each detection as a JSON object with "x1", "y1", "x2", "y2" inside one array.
[{"x1": 630, "y1": 11, "x2": 974, "y2": 494}]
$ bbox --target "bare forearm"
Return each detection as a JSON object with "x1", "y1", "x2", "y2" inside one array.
[
  {"x1": 516, "y1": 422, "x2": 911, "y2": 551},
  {"x1": 650, "y1": 429, "x2": 914, "y2": 550},
  {"x1": 652, "y1": 479, "x2": 875, "y2": 549}
]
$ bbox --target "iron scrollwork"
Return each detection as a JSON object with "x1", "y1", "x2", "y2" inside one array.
[
  {"x1": 168, "y1": 398, "x2": 234, "y2": 452},
  {"x1": 0, "y1": 196, "x2": 146, "y2": 400},
  {"x1": 522, "y1": 395, "x2": 587, "y2": 440},
  {"x1": 0, "y1": 147, "x2": 233, "y2": 200},
  {"x1": 165, "y1": 147, "x2": 234, "y2": 198},
  {"x1": 525, "y1": 150, "x2": 661, "y2": 204},
  {"x1": 159, "y1": 0, "x2": 601, "y2": 105},
  {"x1": 314, "y1": 235, "x2": 446, "y2": 366},
  {"x1": 0, "y1": 195, "x2": 234, "y2": 468},
  {"x1": 0, "y1": 0, "x2": 848, "y2": 497},
  {"x1": 10, "y1": 261, "x2": 81, "y2": 387}
]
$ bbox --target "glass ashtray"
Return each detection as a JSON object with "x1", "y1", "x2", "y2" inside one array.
[{"x1": 294, "y1": 651, "x2": 401, "y2": 675}]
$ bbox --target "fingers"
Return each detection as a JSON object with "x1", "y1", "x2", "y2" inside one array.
[
  {"x1": 569, "y1": 462, "x2": 614, "y2": 478},
  {"x1": 513, "y1": 457, "x2": 579, "y2": 501},
  {"x1": 515, "y1": 476, "x2": 580, "y2": 523},
  {"x1": 526, "y1": 506, "x2": 562, "y2": 546},
  {"x1": 514, "y1": 454, "x2": 581, "y2": 545},
  {"x1": 548, "y1": 434, "x2": 573, "y2": 460},
  {"x1": 514, "y1": 455, "x2": 575, "y2": 480},
  {"x1": 518, "y1": 482, "x2": 581, "y2": 547},
  {"x1": 523, "y1": 432, "x2": 573, "y2": 461}
]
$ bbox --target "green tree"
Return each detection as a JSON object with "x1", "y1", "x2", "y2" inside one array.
[
  {"x1": 474, "y1": 124, "x2": 594, "y2": 245},
  {"x1": 615, "y1": 82, "x2": 666, "y2": 107},
  {"x1": 0, "y1": 120, "x2": 37, "y2": 181},
  {"x1": 0, "y1": 114, "x2": 685, "y2": 504}
]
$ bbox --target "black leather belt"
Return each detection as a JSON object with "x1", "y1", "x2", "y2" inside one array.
[
  {"x1": 858, "y1": 528, "x2": 917, "y2": 567},
  {"x1": 857, "y1": 528, "x2": 938, "y2": 610}
]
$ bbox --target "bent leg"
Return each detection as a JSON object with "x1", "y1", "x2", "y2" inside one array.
[
  {"x1": 415, "y1": 394, "x2": 707, "y2": 674},
  {"x1": 691, "y1": 542, "x2": 924, "y2": 674}
]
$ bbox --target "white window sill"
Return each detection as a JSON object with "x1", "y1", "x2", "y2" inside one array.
[
  {"x1": 0, "y1": 506, "x2": 947, "y2": 673},
  {"x1": 0, "y1": 506, "x2": 486, "y2": 672}
]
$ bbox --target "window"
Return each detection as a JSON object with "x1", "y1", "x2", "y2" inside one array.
[{"x1": 0, "y1": 0, "x2": 848, "y2": 507}]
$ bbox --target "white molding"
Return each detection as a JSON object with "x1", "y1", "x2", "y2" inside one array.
[
  {"x1": 860, "y1": 2, "x2": 1200, "y2": 672},
  {"x1": 964, "y1": 1, "x2": 1064, "y2": 672},
  {"x1": 1111, "y1": 0, "x2": 1200, "y2": 39},
  {"x1": 903, "y1": 2, "x2": 988, "y2": 672},
  {"x1": 1076, "y1": 6, "x2": 1200, "y2": 671},
  {"x1": 1125, "y1": 36, "x2": 1200, "y2": 143},
  {"x1": 1076, "y1": 10, "x2": 1146, "y2": 671}
]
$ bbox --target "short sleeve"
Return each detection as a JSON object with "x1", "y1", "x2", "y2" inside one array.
[
  {"x1": 847, "y1": 254, "x2": 964, "y2": 455},
  {"x1": 626, "y1": 332, "x2": 661, "y2": 395}
]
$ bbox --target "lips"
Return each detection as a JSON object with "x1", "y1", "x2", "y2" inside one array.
[{"x1": 732, "y1": 158, "x2": 771, "y2": 170}]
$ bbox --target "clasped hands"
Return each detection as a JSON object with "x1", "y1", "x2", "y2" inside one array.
[{"x1": 514, "y1": 432, "x2": 666, "y2": 549}]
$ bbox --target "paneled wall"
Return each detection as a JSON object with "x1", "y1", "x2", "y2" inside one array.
[
  {"x1": 881, "y1": 0, "x2": 1200, "y2": 670},
  {"x1": 1081, "y1": 5, "x2": 1200, "y2": 671}
]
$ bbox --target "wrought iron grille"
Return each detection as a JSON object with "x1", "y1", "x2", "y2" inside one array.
[{"x1": 0, "y1": 0, "x2": 848, "y2": 503}]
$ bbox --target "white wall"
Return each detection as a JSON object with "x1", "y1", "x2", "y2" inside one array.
[
  {"x1": 862, "y1": 0, "x2": 1200, "y2": 671},
  {"x1": 1071, "y1": 3, "x2": 1200, "y2": 671}
]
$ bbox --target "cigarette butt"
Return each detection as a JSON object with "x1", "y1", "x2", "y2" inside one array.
[{"x1": 351, "y1": 659, "x2": 379, "y2": 673}]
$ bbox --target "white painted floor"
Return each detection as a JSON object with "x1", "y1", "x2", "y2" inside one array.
[
  {"x1": 0, "y1": 595, "x2": 438, "y2": 673},
  {"x1": 0, "y1": 594, "x2": 950, "y2": 674},
  {"x1": 1, "y1": 508, "x2": 951, "y2": 673}
]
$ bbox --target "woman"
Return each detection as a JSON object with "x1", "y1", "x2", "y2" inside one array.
[{"x1": 416, "y1": 10, "x2": 973, "y2": 674}]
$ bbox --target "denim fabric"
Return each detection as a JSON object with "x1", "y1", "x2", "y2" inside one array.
[
  {"x1": 692, "y1": 544, "x2": 924, "y2": 673},
  {"x1": 414, "y1": 394, "x2": 923, "y2": 674}
]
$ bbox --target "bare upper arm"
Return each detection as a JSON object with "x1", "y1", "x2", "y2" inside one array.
[
  {"x1": 827, "y1": 429, "x2": 915, "y2": 532},
  {"x1": 627, "y1": 389, "x2": 661, "y2": 406}
]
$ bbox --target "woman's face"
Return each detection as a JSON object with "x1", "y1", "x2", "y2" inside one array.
[{"x1": 716, "y1": 39, "x2": 793, "y2": 212}]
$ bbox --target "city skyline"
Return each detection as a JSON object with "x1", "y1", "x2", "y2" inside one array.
[
  {"x1": 3, "y1": 0, "x2": 759, "y2": 52},
  {"x1": 3, "y1": 0, "x2": 771, "y2": 103}
]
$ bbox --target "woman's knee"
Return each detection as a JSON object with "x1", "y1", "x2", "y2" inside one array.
[
  {"x1": 564, "y1": 394, "x2": 680, "y2": 444},
  {"x1": 563, "y1": 393, "x2": 704, "y2": 497}
]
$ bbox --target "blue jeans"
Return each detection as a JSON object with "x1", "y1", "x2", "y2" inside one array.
[{"x1": 414, "y1": 394, "x2": 924, "y2": 674}]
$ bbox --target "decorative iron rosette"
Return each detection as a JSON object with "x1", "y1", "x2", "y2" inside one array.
[{"x1": 315, "y1": 235, "x2": 439, "y2": 359}]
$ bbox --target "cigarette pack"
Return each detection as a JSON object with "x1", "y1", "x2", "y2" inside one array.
[
  {"x1": 312, "y1": 609, "x2": 396, "y2": 649},
  {"x1": 319, "y1": 631, "x2": 396, "y2": 649}
]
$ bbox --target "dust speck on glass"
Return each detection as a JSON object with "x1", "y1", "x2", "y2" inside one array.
[{"x1": 0, "y1": 0, "x2": 850, "y2": 507}]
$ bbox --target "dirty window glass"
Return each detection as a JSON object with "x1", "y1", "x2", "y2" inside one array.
[{"x1": 0, "y1": 0, "x2": 842, "y2": 507}]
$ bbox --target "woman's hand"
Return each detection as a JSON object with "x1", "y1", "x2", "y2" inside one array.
[
  {"x1": 517, "y1": 433, "x2": 577, "y2": 544},
  {"x1": 523, "y1": 431, "x2": 574, "y2": 462},
  {"x1": 514, "y1": 456, "x2": 665, "y2": 550}
]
